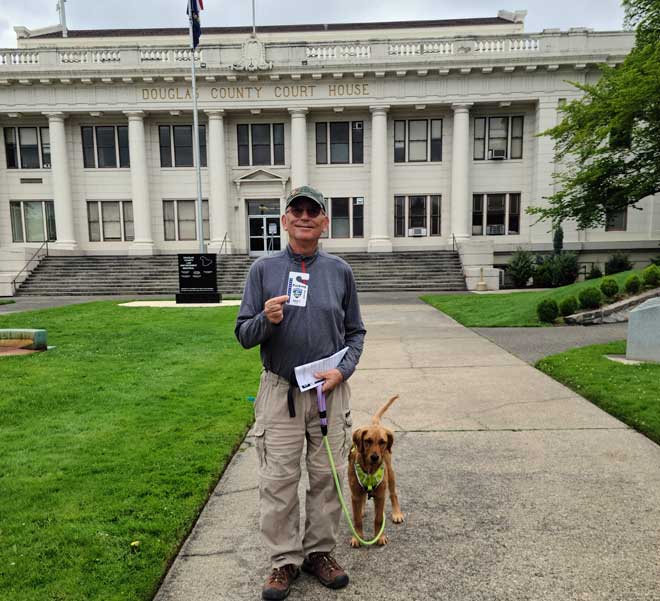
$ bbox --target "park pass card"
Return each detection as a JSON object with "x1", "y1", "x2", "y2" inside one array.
[{"x1": 286, "y1": 271, "x2": 310, "y2": 307}]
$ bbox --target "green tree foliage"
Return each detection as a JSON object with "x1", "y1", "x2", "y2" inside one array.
[{"x1": 528, "y1": 1, "x2": 660, "y2": 229}]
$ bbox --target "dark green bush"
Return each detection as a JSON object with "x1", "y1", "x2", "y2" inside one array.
[
  {"x1": 537, "y1": 299, "x2": 559, "y2": 323},
  {"x1": 586, "y1": 265, "x2": 603, "y2": 280},
  {"x1": 605, "y1": 252, "x2": 633, "y2": 275},
  {"x1": 559, "y1": 296, "x2": 578, "y2": 317},
  {"x1": 553, "y1": 252, "x2": 579, "y2": 287},
  {"x1": 625, "y1": 274, "x2": 642, "y2": 295},
  {"x1": 507, "y1": 249, "x2": 535, "y2": 288},
  {"x1": 532, "y1": 253, "x2": 579, "y2": 288},
  {"x1": 578, "y1": 287, "x2": 602, "y2": 309},
  {"x1": 641, "y1": 264, "x2": 660, "y2": 288},
  {"x1": 553, "y1": 225, "x2": 564, "y2": 255},
  {"x1": 651, "y1": 256, "x2": 660, "y2": 267},
  {"x1": 533, "y1": 257, "x2": 553, "y2": 288},
  {"x1": 600, "y1": 277, "x2": 619, "y2": 299}
]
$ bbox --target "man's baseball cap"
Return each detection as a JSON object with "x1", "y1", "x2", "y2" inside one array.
[{"x1": 285, "y1": 185, "x2": 326, "y2": 214}]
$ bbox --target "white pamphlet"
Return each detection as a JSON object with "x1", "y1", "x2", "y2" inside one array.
[{"x1": 294, "y1": 347, "x2": 349, "y2": 392}]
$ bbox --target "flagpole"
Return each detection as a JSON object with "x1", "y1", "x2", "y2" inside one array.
[{"x1": 187, "y1": 0, "x2": 205, "y2": 254}]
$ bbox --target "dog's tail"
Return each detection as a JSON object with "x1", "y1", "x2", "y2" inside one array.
[{"x1": 372, "y1": 395, "x2": 400, "y2": 425}]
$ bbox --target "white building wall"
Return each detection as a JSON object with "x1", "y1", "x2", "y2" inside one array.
[{"x1": 0, "y1": 21, "x2": 657, "y2": 261}]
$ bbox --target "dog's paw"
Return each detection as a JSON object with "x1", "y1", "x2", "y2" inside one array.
[
  {"x1": 350, "y1": 536, "x2": 362, "y2": 548},
  {"x1": 376, "y1": 534, "x2": 388, "y2": 546},
  {"x1": 392, "y1": 511, "x2": 405, "y2": 524}
]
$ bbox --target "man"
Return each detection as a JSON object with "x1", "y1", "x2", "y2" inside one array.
[{"x1": 235, "y1": 185, "x2": 366, "y2": 601}]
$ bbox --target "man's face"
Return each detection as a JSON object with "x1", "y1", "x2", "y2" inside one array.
[{"x1": 282, "y1": 198, "x2": 328, "y2": 244}]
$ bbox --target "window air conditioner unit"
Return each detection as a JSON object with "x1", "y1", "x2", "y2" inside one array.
[
  {"x1": 408, "y1": 227, "x2": 427, "y2": 237},
  {"x1": 353, "y1": 122, "x2": 363, "y2": 130},
  {"x1": 489, "y1": 148, "x2": 507, "y2": 160},
  {"x1": 486, "y1": 224, "x2": 505, "y2": 235}
]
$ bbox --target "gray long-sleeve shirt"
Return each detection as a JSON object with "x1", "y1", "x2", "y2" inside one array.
[{"x1": 235, "y1": 245, "x2": 366, "y2": 382}]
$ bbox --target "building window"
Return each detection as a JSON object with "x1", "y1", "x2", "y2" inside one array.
[
  {"x1": 327, "y1": 197, "x2": 364, "y2": 239},
  {"x1": 81, "y1": 126, "x2": 130, "y2": 168},
  {"x1": 87, "y1": 201, "x2": 134, "y2": 242},
  {"x1": 473, "y1": 116, "x2": 524, "y2": 160},
  {"x1": 472, "y1": 193, "x2": 521, "y2": 235},
  {"x1": 4, "y1": 127, "x2": 51, "y2": 169},
  {"x1": 163, "y1": 200, "x2": 209, "y2": 241},
  {"x1": 158, "y1": 125, "x2": 207, "y2": 168},
  {"x1": 605, "y1": 208, "x2": 627, "y2": 232},
  {"x1": 237, "y1": 123, "x2": 285, "y2": 166},
  {"x1": 393, "y1": 195, "x2": 442, "y2": 237},
  {"x1": 394, "y1": 119, "x2": 443, "y2": 163},
  {"x1": 315, "y1": 121, "x2": 364, "y2": 164},
  {"x1": 9, "y1": 200, "x2": 57, "y2": 243}
]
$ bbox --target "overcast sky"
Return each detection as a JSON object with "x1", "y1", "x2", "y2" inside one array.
[{"x1": 0, "y1": 0, "x2": 627, "y2": 49}]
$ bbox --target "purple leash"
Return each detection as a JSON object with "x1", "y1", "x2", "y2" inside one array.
[{"x1": 316, "y1": 386, "x2": 328, "y2": 436}]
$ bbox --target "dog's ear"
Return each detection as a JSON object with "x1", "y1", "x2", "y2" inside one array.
[
  {"x1": 352, "y1": 428, "x2": 365, "y2": 452},
  {"x1": 384, "y1": 428, "x2": 394, "y2": 452}
]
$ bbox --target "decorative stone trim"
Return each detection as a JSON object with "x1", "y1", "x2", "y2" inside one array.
[{"x1": 564, "y1": 288, "x2": 660, "y2": 325}]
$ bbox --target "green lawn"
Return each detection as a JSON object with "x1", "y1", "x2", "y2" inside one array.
[
  {"x1": 537, "y1": 341, "x2": 660, "y2": 445},
  {"x1": 0, "y1": 302, "x2": 259, "y2": 601},
  {"x1": 0, "y1": 299, "x2": 15, "y2": 305},
  {"x1": 421, "y1": 269, "x2": 642, "y2": 327}
]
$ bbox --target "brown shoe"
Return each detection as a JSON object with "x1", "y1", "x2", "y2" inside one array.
[
  {"x1": 262, "y1": 564, "x2": 300, "y2": 600},
  {"x1": 301, "y1": 552, "x2": 349, "y2": 589}
]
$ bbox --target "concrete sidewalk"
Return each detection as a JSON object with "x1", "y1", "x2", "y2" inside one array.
[{"x1": 155, "y1": 298, "x2": 660, "y2": 601}]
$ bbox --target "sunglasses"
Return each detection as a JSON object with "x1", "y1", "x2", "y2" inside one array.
[{"x1": 287, "y1": 205, "x2": 323, "y2": 218}]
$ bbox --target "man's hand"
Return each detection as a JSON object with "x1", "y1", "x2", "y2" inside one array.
[
  {"x1": 264, "y1": 295, "x2": 289, "y2": 324},
  {"x1": 314, "y1": 368, "x2": 344, "y2": 393}
]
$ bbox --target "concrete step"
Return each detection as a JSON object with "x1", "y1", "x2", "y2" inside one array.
[{"x1": 18, "y1": 251, "x2": 466, "y2": 295}]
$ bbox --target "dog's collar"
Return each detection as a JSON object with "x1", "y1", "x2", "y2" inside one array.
[{"x1": 352, "y1": 446, "x2": 385, "y2": 494}]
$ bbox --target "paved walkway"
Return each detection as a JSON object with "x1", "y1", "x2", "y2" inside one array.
[
  {"x1": 474, "y1": 323, "x2": 628, "y2": 364},
  {"x1": 154, "y1": 297, "x2": 660, "y2": 601}
]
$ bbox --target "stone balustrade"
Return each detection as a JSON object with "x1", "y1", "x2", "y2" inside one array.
[
  {"x1": 0, "y1": 31, "x2": 632, "y2": 79},
  {"x1": 0, "y1": 51, "x2": 40, "y2": 65}
]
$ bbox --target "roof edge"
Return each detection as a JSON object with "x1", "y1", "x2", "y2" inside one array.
[{"x1": 22, "y1": 16, "x2": 515, "y2": 40}]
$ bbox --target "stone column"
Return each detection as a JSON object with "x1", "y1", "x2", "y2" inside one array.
[
  {"x1": 206, "y1": 109, "x2": 232, "y2": 253},
  {"x1": 124, "y1": 111, "x2": 155, "y2": 255},
  {"x1": 288, "y1": 108, "x2": 308, "y2": 188},
  {"x1": 450, "y1": 103, "x2": 473, "y2": 241},
  {"x1": 531, "y1": 99, "x2": 559, "y2": 243},
  {"x1": 368, "y1": 105, "x2": 392, "y2": 252},
  {"x1": 44, "y1": 112, "x2": 78, "y2": 250}
]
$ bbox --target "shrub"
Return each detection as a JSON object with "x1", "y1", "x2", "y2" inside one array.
[
  {"x1": 605, "y1": 252, "x2": 633, "y2": 275},
  {"x1": 553, "y1": 225, "x2": 564, "y2": 255},
  {"x1": 586, "y1": 265, "x2": 603, "y2": 280},
  {"x1": 559, "y1": 296, "x2": 578, "y2": 317},
  {"x1": 651, "y1": 255, "x2": 660, "y2": 267},
  {"x1": 553, "y1": 252, "x2": 579, "y2": 287},
  {"x1": 537, "y1": 299, "x2": 559, "y2": 323},
  {"x1": 532, "y1": 253, "x2": 579, "y2": 288},
  {"x1": 578, "y1": 287, "x2": 602, "y2": 310},
  {"x1": 600, "y1": 277, "x2": 619, "y2": 299},
  {"x1": 625, "y1": 274, "x2": 642, "y2": 295},
  {"x1": 507, "y1": 249, "x2": 535, "y2": 288},
  {"x1": 533, "y1": 256, "x2": 553, "y2": 288},
  {"x1": 641, "y1": 264, "x2": 660, "y2": 288}
]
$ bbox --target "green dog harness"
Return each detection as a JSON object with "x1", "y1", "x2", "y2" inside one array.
[{"x1": 352, "y1": 447, "x2": 385, "y2": 497}]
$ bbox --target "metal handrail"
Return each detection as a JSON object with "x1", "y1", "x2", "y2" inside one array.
[
  {"x1": 217, "y1": 232, "x2": 228, "y2": 257},
  {"x1": 11, "y1": 240, "x2": 49, "y2": 295}
]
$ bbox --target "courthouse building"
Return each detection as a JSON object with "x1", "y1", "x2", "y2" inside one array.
[{"x1": 0, "y1": 10, "x2": 658, "y2": 292}]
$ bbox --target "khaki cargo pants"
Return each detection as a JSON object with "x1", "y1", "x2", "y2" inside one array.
[{"x1": 253, "y1": 370, "x2": 353, "y2": 568}]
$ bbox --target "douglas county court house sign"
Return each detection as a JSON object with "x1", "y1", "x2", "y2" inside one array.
[{"x1": 140, "y1": 83, "x2": 372, "y2": 102}]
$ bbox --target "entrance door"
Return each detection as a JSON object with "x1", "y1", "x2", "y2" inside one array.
[{"x1": 247, "y1": 200, "x2": 281, "y2": 255}]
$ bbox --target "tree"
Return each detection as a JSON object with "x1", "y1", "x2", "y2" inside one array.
[{"x1": 527, "y1": 0, "x2": 660, "y2": 229}]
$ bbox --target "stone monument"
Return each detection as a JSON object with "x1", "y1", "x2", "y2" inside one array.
[{"x1": 626, "y1": 297, "x2": 660, "y2": 363}]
